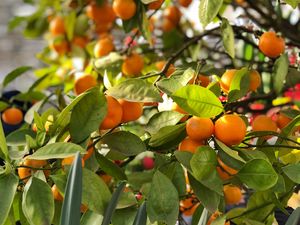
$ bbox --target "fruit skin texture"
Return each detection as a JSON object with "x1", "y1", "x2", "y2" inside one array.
[
  {"x1": 220, "y1": 69, "x2": 237, "y2": 94},
  {"x1": 74, "y1": 75, "x2": 97, "y2": 95},
  {"x1": 52, "y1": 185, "x2": 63, "y2": 201},
  {"x1": 164, "y1": 6, "x2": 181, "y2": 25},
  {"x1": 223, "y1": 185, "x2": 243, "y2": 205},
  {"x1": 259, "y1": 31, "x2": 285, "y2": 58},
  {"x1": 118, "y1": 99, "x2": 143, "y2": 123},
  {"x1": 100, "y1": 96, "x2": 123, "y2": 130},
  {"x1": 249, "y1": 70, "x2": 261, "y2": 92},
  {"x1": 148, "y1": 0, "x2": 164, "y2": 10},
  {"x1": 86, "y1": 2, "x2": 116, "y2": 24},
  {"x1": 113, "y1": 0, "x2": 137, "y2": 20},
  {"x1": 18, "y1": 158, "x2": 49, "y2": 182},
  {"x1": 142, "y1": 156, "x2": 155, "y2": 170},
  {"x1": 178, "y1": 0, "x2": 192, "y2": 7},
  {"x1": 252, "y1": 115, "x2": 278, "y2": 133},
  {"x1": 186, "y1": 117, "x2": 214, "y2": 141},
  {"x1": 2, "y1": 108, "x2": 23, "y2": 125},
  {"x1": 214, "y1": 114, "x2": 247, "y2": 146},
  {"x1": 94, "y1": 37, "x2": 115, "y2": 58},
  {"x1": 178, "y1": 137, "x2": 204, "y2": 153},
  {"x1": 122, "y1": 53, "x2": 144, "y2": 77},
  {"x1": 49, "y1": 16, "x2": 65, "y2": 36}
]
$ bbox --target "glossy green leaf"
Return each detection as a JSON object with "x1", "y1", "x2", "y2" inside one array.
[
  {"x1": 6, "y1": 129, "x2": 35, "y2": 146},
  {"x1": 133, "y1": 202, "x2": 147, "y2": 225},
  {"x1": 237, "y1": 159, "x2": 278, "y2": 191},
  {"x1": 60, "y1": 152, "x2": 82, "y2": 225},
  {"x1": 112, "y1": 207, "x2": 137, "y2": 225},
  {"x1": 95, "y1": 152, "x2": 127, "y2": 181},
  {"x1": 22, "y1": 177, "x2": 54, "y2": 225},
  {"x1": 0, "y1": 120, "x2": 8, "y2": 160},
  {"x1": 2, "y1": 66, "x2": 32, "y2": 88},
  {"x1": 228, "y1": 68, "x2": 250, "y2": 102},
  {"x1": 102, "y1": 131, "x2": 146, "y2": 156},
  {"x1": 172, "y1": 85, "x2": 223, "y2": 118},
  {"x1": 102, "y1": 181, "x2": 126, "y2": 225},
  {"x1": 80, "y1": 211, "x2": 103, "y2": 225},
  {"x1": 149, "y1": 123, "x2": 186, "y2": 147},
  {"x1": 285, "y1": 207, "x2": 300, "y2": 225},
  {"x1": 146, "y1": 111, "x2": 183, "y2": 135},
  {"x1": 147, "y1": 171, "x2": 179, "y2": 225},
  {"x1": 273, "y1": 54, "x2": 289, "y2": 94},
  {"x1": 215, "y1": 139, "x2": 245, "y2": 162},
  {"x1": 27, "y1": 142, "x2": 86, "y2": 160},
  {"x1": 191, "y1": 146, "x2": 217, "y2": 180},
  {"x1": 70, "y1": 88, "x2": 107, "y2": 144},
  {"x1": 106, "y1": 79, "x2": 162, "y2": 103},
  {"x1": 282, "y1": 163, "x2": 300, "y2": 183},
  {"x1": 174, "y1": 150, "x2": 193, "y2": 171},
  {"x1": 199, "y1": 0, "x2": 223, "y2": 27},
  {"x1": 0, "y1": 173, "x2": 18, "y2": 225},
  {"x1": 220, "y1": 18, "x2": 235, "y2": 58}
]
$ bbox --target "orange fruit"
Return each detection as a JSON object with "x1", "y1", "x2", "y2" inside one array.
[
  {"x1": 223, "y1": 185, "x2": 242, "y2": 205},
  {"x1": 162, "y1": 18, "x2": 176, "y2": 32},
  {"x1": 172, "y1": 102, "x2": 189, "y2": 122},
  {"x1": 180, "y1": 197, "x2": 199, "y2": 216},
  {"x1": 122, "y1": 53, "x2": 144, "y2": 77},
  {"x1": 249, "y1": 70, "x2": 261, "y2": 92},
  {"x1": 214, "y1": 114, "x2": 247, "y2": 146},
  {"x1": 52, "y1": 185, "x2": 63, "y2": 201},
  {"x1": 113, "y1": 0, "x2": 136, "y2": 20},
  {"x1": 178, "y1": 137, "x2": 204, "y2": 153},
  {"x1": 18, "y1": 158, "x2": 49, "y2": 182},
  {"x1": 83, "y1": 141, "x2": 94, "y2": 160},
  {"x1": 252, "y1": 115, "x2": 278, "y2": 133},
  {"x1": 164, "y1": 6, "x2": 181, "y2": 25},
  {"x1": 178, "y1": 0, "x2": 192, "y2": 7},
  {"x1": 86, "y1": 2, "x2": 116, "y2": 24},
  {"x1": 100, "y1": 174, "x2": 112, "y2": 184},
  {"x1": 207, "y1": 212, "x2": 230, "y2": 225},
  {"x1": 62, "y1": 156, "x2": 85, "y2": 168},
  {"x1": 216, "y1": 166, "x2": 231, "y2": 180},
  {"x1": 49, "y1": 16, "x2": 65, "y2": 36},
  {"x1": 220, "y1": 69, "x2": 237, "y2": 94},
  {"x1": 259, "y1": 31, "x2": 285, "y2": 58},
  {"x1": 72, "y1": 36, "x2": 89, "y2": 48},
  {"x1": 80, "y1": 204, "x2": 88, "y2": 213},
  {"x1": 2, "y1": 107, "x2": 23, "y2": 125},
  {"x1": 186, "y1": 117, "x2": 214, "y2": 141},
  {"x1": 95, "y1": 22, "x2": 113, "y2": 34},
  {"x1": 51, "y1": 39, "x2": 70, "y2": 55},
  {"x1": 118, "y1": 100, "x2": 143, "y2": 123},
  {"x1": 94, "y1": 36, "x2": 114, "y2": 57},
  {"x1": 217, "y1": 158, "x2": 238, "y2": 175},
  {"x1": 148, "y1": 0, "x2": 164, "y2": 10},
  {"x1": 189, "y1": 74, "x2": 210, "y2": 87},
  {"x1": 100, "y1": 95, "x2": 123, "y2": 130},
  {"x1": 74, "y1": 75, "x2": 97, "y2": 95},
  {"x1": 155, "y1": 60, "x2": 175, "y2": 77},
  {"x1": 276, "y1": 112, "x2": 292, "y2": 129}
]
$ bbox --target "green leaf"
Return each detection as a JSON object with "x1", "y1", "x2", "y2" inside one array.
[
  {"x1": 228, "y1": 68, "x2": 250, "y2": 102},
  {"x1": 60, "y1": 152, "x2": 82, "y2": 225},
  {"x1": 22, "y1": 177, "x2": 54, "y2": 225},
  {"x1": 211, "y1": 215, "x2": 226, "y2": 225},
  {"x1": 172, "y1": 85, "x2": 223, "y2": 118},
  {"x1": 220, "y1": 18, "x2": 235, "y2": 58},
  {"x1": 27, "y1": 142, "x2": 86, "y2": 160},
  {"x1": 285, "y1": 207, "x2": 300, "y2": 225},
  {"x1": 190, "y1": 146, "x2": 217, "y2": 180},
  {"x1": 65, "y1": 12, "x2": 76, "y2": 41},
  {"x1": 149, "y1": 123, "x2": 186, "y2": 147},
  {"x1": 199, "y1": 0, "x2": 223, "y2": 27},
  {"x1": 70, "y1": 88, "x2": 107, "y2": 144},
  {"x1": 0, "y1": 120, "x2": 9, "y2": 161},
  {"x1": 6, "y1": 129, "x2": 36, "y2": 146},
  {"x1": 101, "y1": 181, "x2": 126, "y2": 225},
  {"x1": 284, "y1": 0, "x2": 300, "y2": 8},
  {"x1": 146, "y1": 111, "x2": 184, "y2": 135},
  {"x1": 2, "y1": 66, "x2": 32, "y2": 88},
  {"x1": 0, "y1": 101, "x2": 9, "y2": 112},
  {"x1": 102, "y1": 131, "x2": 146, "y2": 156},
  {"x1": 237, "y1": 159, "x2": 278, "y2": 191},
  {"x1": 189, "y1": 174, "x2": 220, "y2": 213},
  {"x1": 106, "y1": 79, "x2": 162, "y2": 103},
  {"x1": 147, "y1": 171, "x2": 179, "y2": 225},
  {"x1": 80, "y1": 211, "x2": 103, "y2": 225},
  {"x1": 215, "y1": 139, "x2": 246, "y2": 163},
  {"x1": 174, "y1": 150, "x2": 193, "y2": 171},
  {"x1": 95, "y1": 152, "x2": 127, "y2": 181},
  {"x1": 273, "y1": 54, "x2": 289, "y2": 94},
  {"x1": 0, "y1": 173, "x2": 19, "y2": 225},
  {"x1": 133, "y1": 202, "x2": 147, "y2": 225},
  {"x1": 156, "y1": 68, "x2": 195, "y2": 95},
  {"x1": 140, "y1": 0, "x2": 157, "y2": 3},
  {"x1": 94, "y1": 52, "x2": 123, "y2": 69},
  {"x1": 112, "y1": 207, "x2": 137, "y2": 225},
  {"x1": 282, "y1": 163, "x2": 300, "y2": 183}
]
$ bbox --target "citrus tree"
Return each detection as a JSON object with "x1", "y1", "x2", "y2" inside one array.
[{"x1": 1, "y1": 0, "x2": 300, "y2": 224}]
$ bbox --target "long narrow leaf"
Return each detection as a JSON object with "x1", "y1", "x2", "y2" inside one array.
[
  {"x1": 101, "y1": 181, "x2": 126, "y2": 225},
  {"x1": 59, "y1": 152, "x2": 82, "y2": 225},
  {"x1": 3, "y1": 66, "x2": 32, "y2": 88},
  {"x1": 285, "y1": 207, "x2": 300, "y2": 225},
  {"x1": 0, "y1": 120, "x2": 8, "y2": 161},
  {"x1": 133, "y1": 202, "x2": 147, "y2": 225}
]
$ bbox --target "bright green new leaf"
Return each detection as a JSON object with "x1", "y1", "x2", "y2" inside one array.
[
  {"x1": 199, "y1": 0, "x2": 223, "y2": 27},
  {"x1": 172, "y1": 85, "x2": 223, "y2": 118},
  {"x1": 220, "y1": 18, "x2": 235, "y2": 58},
  {"x1": 284, "y1": 0, "x2": 300, "y2": 8},
  {"x1": 228, "y1": 68, "x2": 250, "y2": 102},
  {"x1": 273, "y1": 54, "x2": 289, "y2": 94},
  {"x1": 282, "y1": 163, "x2": 300, "y2": 183},
  {"x1": 0, "y1": 120, "x2": 8, "y2": 161}
]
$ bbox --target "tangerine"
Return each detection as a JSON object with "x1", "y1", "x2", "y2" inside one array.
[
  {"x1": 186, "y1": 116, "x2": 214, "y2": 141},
  {"x1": 100, "y1": 95, "x2": 123, "y2": 130},
  {"x1": 258, "y1": 31, "x2": 285, "y2": 58},
  {"x1": 118, "y1": 99, "x2": 143, "y2": 123},
  {"x1": 2, "y1": 107, "x2": 23, "y2": 125}
]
